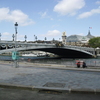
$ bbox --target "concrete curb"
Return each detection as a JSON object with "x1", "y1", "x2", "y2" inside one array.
[
  {"x1": 35, "y1": 87, "x2": 100, "y2": 94},
  {"x1": 70, "y1": 88, "x2": 97, "y2": 94},
  {"x1": 0, "y1": 83, "x2": 34, "y2": 90},
  {"x1": 0, "y1": 83, "x2": 100, "y2": 94},
  {"x1": 14, "y1": 62, "x2": 100, "y2": 72},
  {"x1": 30, "y1": 65, "x2": 100, "y2": 72},
  {"x1": 17, "y1": 62, "x2": 100, "y2": 72}
]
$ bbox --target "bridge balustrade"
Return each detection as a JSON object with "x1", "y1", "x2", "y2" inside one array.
[
  {"x1": 0, "y1": 41, "x2": 96, "y2": 56},
  {"x1": 64, "y1": 45, "x2": 95, "y2": 55}
]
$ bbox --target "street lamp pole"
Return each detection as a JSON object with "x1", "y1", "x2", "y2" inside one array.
[
  {"x1": 12, "y1": 34, "x2": 15, "y2": 41},
  {"x1": 0, "y1": 33, "x2": 1, "y2": 41},
  {"x1": 14, "y1": 22, "x2": 18, "y2": 68},
  {"x1": 34, "y1": 35, "x2": 35, "y2": 41},
  {"x1": 24, "y1": 35, "x2": 27, "y2": 42},
  {"x1": 35, "y1": 36, "x2": 37, "y2": 42}
]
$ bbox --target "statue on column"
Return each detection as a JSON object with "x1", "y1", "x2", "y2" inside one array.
[{"x1": 62, "y1": 31, "x2": 67, "y2": 44}]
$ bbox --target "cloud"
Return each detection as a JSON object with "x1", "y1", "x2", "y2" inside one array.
[
  {"x1": 0, "y1": 7, "x2": 34, "y2": 26},
  {"x1": 46, "y1": 30, "x2": 61, "y2": 37},
  {"x1": 96, "y1": 1, "x2": 100, "y2": 5},
  {"x1": 40, "y1": 30, "x2": 61, "y2": 40},
  {"x1": 78, "y1": 6, "x2": 100, "y2": 19},
  {"x1": 39, "y1": 10, "x2": 53, "y2": 20},
  {"x1": 39, "y1": 11, "x2": 47, "y2": 18},
  {"x1": 17, "y1": 34, "x2": 25, "y2": 41},
  {"x1": 53, "y1": 0, "x2": 85, "y2": 16},
  {"x1": 1, "y1": 32, "x2": 12, "y2": 40},
  {"x1": 2, "y1": 32, "x2": 10, "y2": 36},
  {"x1": 1, "y1": 32, "x2": 25, "y2": 41}
]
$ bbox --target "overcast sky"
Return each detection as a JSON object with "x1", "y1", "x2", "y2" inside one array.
[{"x1": 0, "y1": 0, "x2": 100, "y2": 41}]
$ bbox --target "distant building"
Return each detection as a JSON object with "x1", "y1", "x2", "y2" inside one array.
[
  {"x1": 62, "y1": 30, "x2": 95, "y2": 46},
  {"x1": 86, "y1": 30, "x2": 95, "y2": 39},
  {"x1": 66, "y1": 35, "x2": 89, "y2": 43}
]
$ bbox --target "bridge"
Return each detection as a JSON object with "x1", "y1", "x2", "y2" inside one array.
[{"x1": 0, "y1": 41, "x2": 96, "y2": 58}]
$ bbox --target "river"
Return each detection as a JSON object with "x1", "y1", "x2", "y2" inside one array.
[{"x1": 0, "y1": 55, "x2": 100, "y2": 67}]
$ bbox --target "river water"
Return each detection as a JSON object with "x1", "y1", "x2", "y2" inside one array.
[{"x1": 0, "y1": 55, "x2": 100, "y2": 67}]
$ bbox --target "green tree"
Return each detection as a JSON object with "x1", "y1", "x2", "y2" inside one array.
[{"x1": 88, "y1": 37, "x2": 100, "y2": 48}]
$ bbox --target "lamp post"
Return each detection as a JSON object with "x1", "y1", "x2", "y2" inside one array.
[
  {"x1": 35, "y1": 36, "x2": 37, "y2": 42},
  {"x1": 45, "y1": 37, "x2": 47, "y2": 41},
  {"x1": 96, "y1": 47, "x2": 100, "y2": 56},
  {"x1": 0, "y1": 33, "x2": 1, "y2": 41},
  {"x1": 44, "y1": 37, "x2": 47, "y2": 43},
  {"x1": 12, "y1": 34, "x2": 15, "y2": 41},
  {"x1": 14, "y1": 22, "x2": 18, "y2": 68},
  {"x1": 34, "y1": 35, "x2": 35, "y2": 41},
  {"x1": 53, "y1": 38, "x2": 55, "y2": 43},
  {"x1": 24, "y1": 35, "x2": 27, "y2": 42}
]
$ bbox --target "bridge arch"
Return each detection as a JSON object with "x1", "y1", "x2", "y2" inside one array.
[
  {"x1": 31, "y1": 47, "x2": 94, "y2": 58},
  {"x1": 0, "y1": 42, "x2": 95, "y2": 58}
]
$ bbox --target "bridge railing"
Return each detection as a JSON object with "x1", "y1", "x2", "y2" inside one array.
[
  {"x1": 0, "y1": 41, "x2": 95, "y2": 55},
  {"x1": 64, "y1": 45, "x2": 95, "y2": 54}
]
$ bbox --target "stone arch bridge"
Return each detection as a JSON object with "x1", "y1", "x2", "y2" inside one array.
[{"x1": 0, "y1": 41, "x2": 96, "y2": 58}]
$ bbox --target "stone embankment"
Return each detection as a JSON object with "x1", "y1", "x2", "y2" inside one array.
[{"x1": 0, "y1": 60, "x2": 100, "y2": 94}]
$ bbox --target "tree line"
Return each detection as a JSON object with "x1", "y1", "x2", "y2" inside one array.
[{"x1": 89, "y1": 37, "x2": 100, "y2": 48}]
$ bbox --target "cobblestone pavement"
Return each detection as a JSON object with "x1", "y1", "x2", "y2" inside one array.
[{"x1": 0, "y1": 62, "x2": 100, "y2": 91}]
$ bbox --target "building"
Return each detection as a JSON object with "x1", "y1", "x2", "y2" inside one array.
[
  {"x1": 62, "y1": 30, "x2": 95, "y2": 46},
  {"x1": 86, "y1": 30, "x2": 95, "y2": 39}
]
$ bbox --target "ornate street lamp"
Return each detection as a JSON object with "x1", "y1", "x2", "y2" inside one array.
[
  {"x1": 15, "y1": 22, "x2": 18, "y2": 50},
  {"x1": 44, "y1": 37, "x2": 47, "y2": 43},
  {"x1": 14, "y1": 22, "x2": 18, "y2": 68},
  {"x1": 35, "y1": 36, "x2": 37, "y2": 42},
  {"x1": 45, "y1": 37, "x2": 47, "y2": 41},
  {"x1": 0, "y1": 33, "x2": 1, "y2": 41},
  {"x1": 34, "y1": 35, "x2": 35, "y2": 41},
  {"x1": 53, "y1": 38, "x2": 55, "y2": 43},
  {"x1": 34, "y1": 35, "x2": 38, "y2": 42},
  {"x1": 12, "y1": 34, "x2": 15, "y2": 41},
  {"x1": 24, "y1": 35, "x2": 27, "y2": 42}
]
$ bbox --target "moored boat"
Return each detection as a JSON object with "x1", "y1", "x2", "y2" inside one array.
[{"x1": 22, "y1": 53, "x2": 37, "y2": 57}]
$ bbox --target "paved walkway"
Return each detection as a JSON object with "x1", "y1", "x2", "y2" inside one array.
[{"x1": 0, "y1": 61, "x2": 100, "y2": 93}]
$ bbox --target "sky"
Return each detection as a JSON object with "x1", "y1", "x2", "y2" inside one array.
[{"x1": 0, "y1": 0, "x2": 100, "y2": 41}]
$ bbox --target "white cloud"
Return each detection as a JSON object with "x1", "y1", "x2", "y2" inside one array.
[
  {"x1": 46, "y1": 30, "x2": 61, "y2": 37},
  {"x1": 96, "y1": 1, "x2": 100, "y2": 5},
  {"x1": 77, "y1": 33, "x2": 84, "y2": 36},
  {"x1": 1, "y1": 32, "x2": 25, "y2": 41},
  {"x1": 78, "y1": 6, "x2": 100, "y2": 19},
  {"x1": 1, "y1": 32, "x2": 12, "y2": 40},
  {"x1": 17, "y1": 34, "x2": 25, "y2": 41},
  {"x1": 39, "y1": 11, "x2": 47, "y2": 18},
  {"x1": 40, "y1": 30, "x2": 61, "y2": 40},
  {"x1": 0, "y1": 7, "x2": 34, "y2": 26},
  {"x1": 2, "y1": 32, "x2": 10, "y2": 36},
  {"x1": 51, "y1": 24, "x2": 60, "y2": 28},
  {"x1": 53, "y1": 0, "x2": 85, "y2": 16},
  {"x1": 39, "y1": 10, "x2": 54, "y2": 20},
  {"x1": 50, "y1": 18, "x2": 54, "y2": 20}
]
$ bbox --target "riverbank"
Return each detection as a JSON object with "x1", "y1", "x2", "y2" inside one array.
[
  {"x1": 0, "y1": 55, "x2": 100, "y2": 67},
  {"x1": 0, "y1": 61, "x2": 100, "y2": 95},
  {"x1": 0, "y1": 60, "x2": 100, "y2": 70}
]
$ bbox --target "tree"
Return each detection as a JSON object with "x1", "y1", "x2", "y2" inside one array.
[{"x1": 88, "y1": 37, "x2": 100, "y2": 48}]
